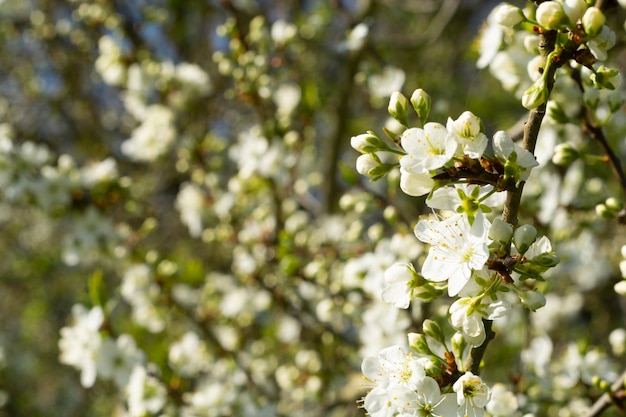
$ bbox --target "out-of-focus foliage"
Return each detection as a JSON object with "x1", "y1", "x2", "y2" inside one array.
[{"x1": 0, "y1": 0, "x2": 625, "y2": 416}]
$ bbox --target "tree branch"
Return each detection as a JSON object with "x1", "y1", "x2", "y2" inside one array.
[
  {"x1": 583, "y1": 368, "x2": 626, "y2": 417},
  {"x1": 467, "y1": 29, "x2": 560, "y2": 374}
]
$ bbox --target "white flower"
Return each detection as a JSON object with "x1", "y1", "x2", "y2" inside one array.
[
  {"x1": 368, "y1": 66, "x2": 406, "y2": 99},
  {"x1": 273, "y1": 82, "x2": 301, "y2": 118},
  {"x1": 399, "y1": 168, "x2": 435, "y2": 197},
  {"x1": 493, "y1": 130, "x2": 539, "y2": 181},
  {"x1": 271, "y1": 19, "x2": 297, "y2": 46},
  {"x1": 121, "y1": 105, "x2": 176, "y2": 162},
  {"x1": 453, "y1": 371, "x2": 490, "y2": 417},
  {"x1": 562, "y1": 0, "x2": 587, "y2": 24},
  {"x1": 168, "y1": 332, "x2": 210, "y2": 377},
  {"x1": 486, "y1": 383, "x2": 518, "y2": 416},
  {"x1": 176, "y1": 182, "x2": 206, "y2": 237},
  {"x1": 80, "y1": 157, "x2": 118, "y2": 187},
  {"x1": 414, "y1": 212, "x2": 491, "y2": 296},
  {"x1": 494, "y1": 4, "x2": 524, "y2": 28},
  {"x1": 400, "y1": 123, "x2": 457, "y2": 172},
  {"x1": 447, "y1": 111, "x2": 488, "y2": 158},
  {"x1": 97, "y1": 334, "x2": 145, "y2": 388},
  {"x1": 362, "y1": 385, "x2": 404, "y2": 417},
  {"x1": 588, "y1": 25, "x2": 616, "y2": 61},
  {"x1": 411, "y1": 377, "x2": 459, "y2": 417},
  {"x1": 427, "y1": 184, "x2": 505, "y2": 212},
  {"x1": 58, "y1": 305, "x2": 104, "y2": 388},
  {"x1": 450, "y1": 298, "x2": 487, "y2": 346},
  {"x1": 361, "y1": 345, "x2": 426, "y2": 390},
  {"x1": 535, "y1": 1, "x2": 566, "y2": 29},
  {"x1": 382, "y1": 262, "x2": 415, "y2": 309},
  {"x1": 126, "y1": 365, "x2": 167, "y2": 417}
]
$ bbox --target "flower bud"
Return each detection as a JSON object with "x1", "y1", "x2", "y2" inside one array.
[
  {"x1": 383, "y1": 205, "x2": 398, "y2": 223},
  {"x1": 489, "y1": 218, "x2": 514, "y2": 244},
  {"x1": 519, "y1": 290, "x2": 546, "y2": 311},
  {"x1": 595, "y1": 203, "x2": 612, "y2": 218},
  {"x1": 533, "y1": 252, "x2": 560, "y2": 267},
  {"x1": 350, "y1": 131, "x2": 385, "y2": 153},
  {"x1": 583, "y1": 87, "x2": 600, "y2": 108},
  {"x1": 408, "y1": 332, "x2": 432, "y2": 355},
  {"x1": 451, "y1": 332, "x2": 467, "y2": 363},
  {"x1": 609, "y1": 328, "x2": 626, "y2": 356},
  {"x1": 422, "y1": 319, "x2": 445, "y2": 344},
  {"x1": 606, "y1": 197, "x2": 622, "y2": 212},
  {"x1": 522, "y1": 78, "x2": 548, "y2": 110},
  {"x1": 388, "y1": 91, "x2": 409, "y2": 127},
  {"x1": 547, "y1": 102, "x2": 569, "y2": 125},
  {"x1": 590, "y1": 66, "x2": 620, "y2": 90},
  {"x1": 562, "y1": 0, "x2": 587, "y2": 24},
  {"x1": 619, "y1": 260, "x2": 626, "y2": 278},
  {"x1": 356, "y1": 154, "x2": 379, "y2": 177},
  {"x1": 450, "y1": 111, "x2": 482, "y2": 139},
  {"x1": 536, "y1": 1, "x2": 567, "y2": 29},
  {"x1": 582, "y1": 7, "x2": 605, "y2": 37},
  {"x1": 607, "y1": 90, "x2": 624, "y2": 113},
  {"x1": 513, "y1": 224, "x2": 537, "y2": 254},
  {"x1": 552, "y1": 143, "x2": 579, "y2": 166},
  {"x1": 410, "y1": 88, "x2": 431, "y2": 123},
  {"x1": 614, "y1": 280, "x2": 626, "y2": 296},
  {"x1": 494, "y1": 4, "x2": 524, "y2": 28}
]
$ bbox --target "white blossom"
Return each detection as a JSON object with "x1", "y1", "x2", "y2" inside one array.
[
  {"x1": 400, "y1": 123, "x2": 457, "y2": 172},
  {"x1": 97, "y1": 334, "x2": 145, "y2": 388},
  {"x1": 121, "y1": 105, "x2": 177, "y2": 162},
  {"x1": 381, "y1": 262, "x2": 415, "y2": 309},
  {"x1": 58, "y1": 305, "x2": 104, "y2": 388},
  {"x1": 453, "y1": 371, "x2": 490, "y2": 417},
  {"x1": 493, "y1": 130, "x2": 539, "y2": 181},
  {"x1": 447, "y1": 111, "x2": 488, "y2": 158},
  {"x1": 486, "y1": 383, "x2": 518, "y2": 416},
  {"x1": 414, "y1": 212, "x2": 491, "y2": 296},
  {"x1": 126, "y1": 365, "x2": 167, "y2": 417}
]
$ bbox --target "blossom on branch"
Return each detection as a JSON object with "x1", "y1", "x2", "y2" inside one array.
[{"x1": 414, "y1": 212, "x2": 491, "y2": 296}]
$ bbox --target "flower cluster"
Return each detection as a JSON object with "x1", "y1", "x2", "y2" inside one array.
[
  {"x1": 360, "y1": 340, "x2": 514, "y2": 417},
  {"x1": 352, "y1": 89, "x2": 562, "y2": 416},
  {"x1": 484, "y1": 1, "x2": 619, "y2": 109}
]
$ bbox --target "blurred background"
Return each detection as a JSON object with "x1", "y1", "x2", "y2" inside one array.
[{"x1": 1, "y1": 0, "x2": 626, "y2": 416}]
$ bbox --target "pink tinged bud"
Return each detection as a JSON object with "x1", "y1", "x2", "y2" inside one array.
[
  {"x1": 494, "y1": 4, "x2": 524, "y2": 28},
  {"x1": 582, "y1": 7, "x2": 605, "y2": 37},
  {"x1": 535, "y1": 1, "x2": 566, "y2": 30}
]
